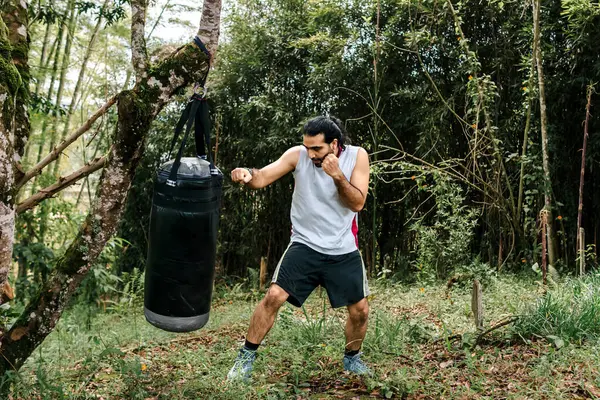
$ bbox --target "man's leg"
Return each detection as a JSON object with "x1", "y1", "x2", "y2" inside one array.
[
  {"x1": 321, "y1": 249, "x2": 371, "y2": 374},
  {"x1": 342, "y1": 298, "x2": 371, "y2": 375},
  {"x1": 345, "y1": 298, "x2": 369, "y2": 352},
  {"x1": 227, "y1": 284, "x2": 289, "y2": 381},
  {"x1": 246, "y1": 284, "x2": 289, "y2": 344}
]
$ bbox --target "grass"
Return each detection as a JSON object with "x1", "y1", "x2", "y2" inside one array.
[
  {"x1": 6, "y1": 272, "x2": 600, "y2": 399},
  {"x1": 513, "y1": 274, "x2": 600, "y2": 345}
]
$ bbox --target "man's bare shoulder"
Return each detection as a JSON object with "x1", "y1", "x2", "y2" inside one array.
[
  {"x1": 286, "y1": 145, "x2": 304, "y2": 154},
  {"x1": 281, "y1": 146, "x2": 303, "y2": 168},
  {"x1": 352, "y1": 146, "x2": 369, "y2": 160}
]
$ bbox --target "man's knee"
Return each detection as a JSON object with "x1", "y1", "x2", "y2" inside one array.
[
  {"x1": 262, "y1": 284, "x2": 289, "y2": 311},
  {"x1": 348, "y1": 299, "x2": 369, "y2": 324}
]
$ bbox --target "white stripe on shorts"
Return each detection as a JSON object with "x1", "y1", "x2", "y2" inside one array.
[
  {"x1": 272, "y1": 242, "x2": 293, "y2": 283},
  {"x1": 360, "y1": 252, "x2": 371, "y2": 297}
]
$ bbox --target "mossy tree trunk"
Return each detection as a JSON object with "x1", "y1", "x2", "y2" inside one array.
[{"x1": 0, "y1": 0, "x2": 30, "y2": 306}]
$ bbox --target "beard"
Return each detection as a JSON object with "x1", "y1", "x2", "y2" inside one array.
[{"x1": 311, "y1": 149, "x2": 334, "y2": 168}]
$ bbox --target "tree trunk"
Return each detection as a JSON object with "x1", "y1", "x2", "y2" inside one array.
[
  {"x1": 0, "y1": 0, "x2": 30, "y2": 304},
  {"x1": 370, "y1": 0, "x2": 381, "y2": 274},
  {"x1": 576, "y1": 86, "x2": 592, "y2": 257},
  {"x1": 0, "y1": 73, "x2": 16, "y2": 304},
  {"x1": 0, "y1": 0, "x2": 221, "y2": 373},
  {"x1": 131, "y1": 0, "x2": 148, "y2": 83},
  {"x1": 532, "y1": 0, "x2": 557, "y2": 265}
]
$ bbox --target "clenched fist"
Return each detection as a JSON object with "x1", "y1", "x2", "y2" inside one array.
[
  {"x1": 231, "y1": 168, "x2": 253, "y2": 184},
  {"x1": 321, "y1": 154, "x2": 343, "y2": 180}
]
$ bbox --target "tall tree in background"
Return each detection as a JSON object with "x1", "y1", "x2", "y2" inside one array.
[{"x1": 532, "y1": 0, "x2": 557, "y2": 265}]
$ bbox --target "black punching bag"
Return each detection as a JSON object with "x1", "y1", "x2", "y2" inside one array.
[{"x1": 144, "y1": 95, "x2": 223, "y2": 332}]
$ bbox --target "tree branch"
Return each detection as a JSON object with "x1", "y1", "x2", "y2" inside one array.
[
  {"x1": 131, "y1": 0, "x2": 148, "y2": 82},
  {"x1": 16, "y1": 95, "x2": 117, "y2": 190},
  {"x1": 16, "y1": 156, "x2": 107, "y2": 213},
  {"x1": 474, "y1": 317, "x2": 519, "y2": 348}
]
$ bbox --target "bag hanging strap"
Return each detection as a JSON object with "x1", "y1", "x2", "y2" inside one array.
[
  {"x1": 165, "y1": 35, "x2": 215, "y2": 187},
  {"x1": 194, "y1": 97, "x2": 215, "y2": 168},
  {"x1": 166, "y1": 97, "x2": 202, "y2": 187},
  {"x1": 167, "y1": 100, "x2": 194, "y2": 159}
]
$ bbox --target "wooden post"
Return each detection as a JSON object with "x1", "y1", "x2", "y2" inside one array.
[
  {"x1": 472, "y1": 280, "x2": 483, "y2": 330},
  {"x1": 580, "y1": 228, "x2": 586, "y2": 276},
  {"x1": 498, "y1": 233, "x2": 503, "y2": 270},
  {"x1": 540, "y1": 210, "x2": 548, "y2": 287},
  {"x1": 259, "y1": 256, "x2": 268, "y2": 290}
]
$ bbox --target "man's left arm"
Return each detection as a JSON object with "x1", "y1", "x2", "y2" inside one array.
[{"x1": 322, "y1": 148, "x2": 370, "y2": 212}]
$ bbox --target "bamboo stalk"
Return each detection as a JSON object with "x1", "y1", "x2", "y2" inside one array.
[
  {"x1": 34, "y1": 0, "x2": 54, "y2": 97},
  {"x1": 517, "y1": 56, "x2": 537, "y2": 223},
  {"x1": 146, "y1": 0, "x2": 171, "y2": 39},
  {"x1": 53, "y1": 0, "x2": 110, "y2": 176},
  {"x1": 31, "y1": 12, "x2": 66, "y2": 193},
  {"x1": 533, "y1": 0, "x2": 557, "y2": 265},
  {"x1": 47, "y1": 0, "x2": 78, "y2": 177},
  {"x1": 576, "y1": 85, "x2": 593, "y2": 258},
  {"x1": 371, "y1": 0, "x2": 381, "y2": 274}
]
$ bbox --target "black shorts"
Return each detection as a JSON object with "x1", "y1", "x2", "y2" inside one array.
[{"x1": 271, "y1": 242, "x2": 370, "y2": 308}]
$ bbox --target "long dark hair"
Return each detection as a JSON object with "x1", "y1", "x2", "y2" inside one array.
[{"x1": 302, "y1": 115, "x2": 349, "y2": 150}]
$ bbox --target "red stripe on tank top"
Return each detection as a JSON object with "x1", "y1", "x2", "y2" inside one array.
[{"x1": 352, "y1": 215, "x2": 358, "y2": 248}]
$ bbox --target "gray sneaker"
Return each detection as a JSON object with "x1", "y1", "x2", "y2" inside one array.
[
  {"x1": 227, "y1": 347, "x2": 257, "y2": 381},
  {"x1": 343, "y1": 353, "x2": 371, "y2": 375}
]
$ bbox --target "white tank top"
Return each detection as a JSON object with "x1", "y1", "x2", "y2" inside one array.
[{"x1": 290, "y1": 145, "x2": 360, "y2": 255}]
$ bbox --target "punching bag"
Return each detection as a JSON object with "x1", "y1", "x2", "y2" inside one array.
[{"x1": 144, "y1": 94, "x2": 223, "y2": 332}]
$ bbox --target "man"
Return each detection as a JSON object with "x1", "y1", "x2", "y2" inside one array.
[{"x1": 227, "y1": 116, "x2": 371, "y2": 381}]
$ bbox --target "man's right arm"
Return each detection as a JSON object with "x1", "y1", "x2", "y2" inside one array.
[{"x1": 231, "y1": 146, "x2": 301, "y2": 189}]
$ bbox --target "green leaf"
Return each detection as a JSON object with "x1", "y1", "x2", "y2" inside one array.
[{"x1": 546, "y1": 335, "x2": 565, "y2": 349}]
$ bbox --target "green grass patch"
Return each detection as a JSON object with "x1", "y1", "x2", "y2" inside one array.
[{"x1": 513, "y1": 273, "x2": 600, "y2": 346}]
